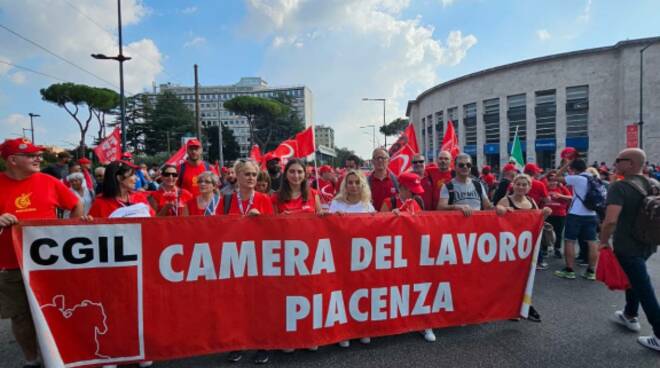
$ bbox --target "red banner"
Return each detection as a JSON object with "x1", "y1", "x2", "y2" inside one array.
[
  {"x1": 626, "y1": 124, "x2": 639, "y2": 148},
  {"x1": 93, "y1": 128, "x2": 121, "y2": 164},
  {"x1": 13, "y1": 211, "x2": 543, "y2": 367},
  {"x1": 165, "y1": 145, "x2": 187, "y2": 166}
]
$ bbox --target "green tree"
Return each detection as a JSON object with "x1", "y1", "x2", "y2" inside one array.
[
  {"x1": 379, "y1": 117, "x2": 409, "y2": 137},
  {"x1": 206, "y1": 124, "x2": 240, "y2": 164},
  {"x1": 123, "y1": 94, "x2": 152, "y2": 153},
  {"x1": 334, "y1": 147, "x2": 362, "y2": 167},
  {"x1": 264, "y1": 93, "x2": 306, "y2": 151},
  {"x1": 142, "y1": 91, "x2": 194, "y2": 155},
  {"x1": 40, "y1": 83, "x2": 119, "y2": 156},
  {"x1": 223, "y1": 96, "x2": 289, "y2": 149}
]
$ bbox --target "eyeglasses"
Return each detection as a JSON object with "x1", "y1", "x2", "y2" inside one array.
[
  {"x1": 162, "y1": 172, "x2": 178, "y2": 177},
  {"x1": 457, "y1": 162, "x2": 472, "y2": 169},
  {"x1": 373, "y1": 156, "x2": 388, "y2": 161},
  {"x1": 615, "y1": 158, "x2": 631, "y2": 164},
  {"x1": 412, "y1": 160, "x2": 425, "y2": 164},
  {"x1": 198, "y1": 179, "x2": 213, "y2": 184}
]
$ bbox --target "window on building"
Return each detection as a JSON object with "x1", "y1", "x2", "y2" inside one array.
[
  {"x1": 447, "y1": 107, "x2": 458, "y2": 135},
  {"x1": 535, "y1": 90, "x2": 556, "y2": 139},
  {"x1": 426, "y1": 114, "x2": 433, "y2": 153},
  {"x1": 463, "y1": 103, "x2": 477, "y2": 146},
  {"x1": 435, "y1": 111, "x2": 443, "y2": 148},
  {"x1": 566, "y1": 85, "x2": 589, "y2": 137},
  {"x1": 507, "y1": 93, "x2": 526, "y2": 140},
  {"x1": 421, "y1": 117, "x2": 426, "y2": 148},
  {"x1": 483, "y1": 98, "x2": 500, "y2": 144}
]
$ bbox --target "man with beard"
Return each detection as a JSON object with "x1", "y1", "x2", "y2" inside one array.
[
  {"x1": 177, "y1": 139, "x2": 217, "y2": 197},
  {"x1": 266, "y1": 155, "x2": 283, "y2": 191}
]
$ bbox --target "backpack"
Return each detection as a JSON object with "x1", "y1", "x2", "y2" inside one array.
[
  {"x1": 222, "y1": 193, "x2": 233, "y2": 214},
  {"x1": 368, "y1": 172, "x2": 400, "y2": 193},
  {"x1": 445, "y1": 179, "x2": 485, "y2": 210},
  {"x1": 389, "y1": 195, "x2": 425, "y2": 211},
  {"x1": 177, "y1": 161, "x2": 212, "y2": 187},
  {"x1": 575, "y1": 174, "x2": 607, "y2": 219},
  {"x1": 621, "y1": 176, "x2": 660, "y2": 251}
]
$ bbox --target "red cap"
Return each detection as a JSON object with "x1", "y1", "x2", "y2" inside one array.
[
  {"x1": 319, "y1": 165, "x2": 332, "y2": 175},
  {"x1": 121, "y1": 152, "x2": 133, "y2": 159},
  {"x1": 221, "y1": 167, "x2": 229, "y2": 175},
  {"x1": 503, "y1": 163, "x2": 518, "y2": 173},
  {"x1": 186, "y1": 139, "x2": 202, "y2": 148},
  {"x1": 523, "y1": 163, "x2": 542, "y2": 175},
  {"x1": 482, "y1": 165, "x2": 492, "y2": 173},
  {"x1": 398, "y1": 172, "x2": 424, "y2": 195},
  {"x1": 0, "y1": 138, "x2": 44, "y2": 159},
  {"x1": 561, "y1": 147, "x2": 578, "y2": 160},
  {"x1": 78, "y1": 157, "x2": 91, "y2": 164}
]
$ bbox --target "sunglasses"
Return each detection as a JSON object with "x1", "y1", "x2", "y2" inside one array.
[
  {"x1": 198, "y1": 179, "x2": 214, "y2": 184},
  {"x1": 162, "y1": 172, "x2": 178, "y2": 177},
  {"x1": 412, "y1": 160, "x2": 425, "y2": 164},
  {"x1": 457, "y1": 162, "x2": 472, "y2": 169},
  {"x1": 615, "y1": 158, "x2": 631, "y2": 164}
]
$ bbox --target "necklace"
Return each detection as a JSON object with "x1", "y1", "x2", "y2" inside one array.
[{"x1": 236, "y1": 190, "x2": 255, "y2": 215}]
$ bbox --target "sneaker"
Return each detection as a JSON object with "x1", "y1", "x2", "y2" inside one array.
[
  {"x1": 582, "y1": 270, "x2": 596, "y2": 281},
  {"x1": 227, "y1": 351, "x2": 243, "y2": 362},
  {"x1": 138, "y1": 362, "x2": 154, "y2": 368},
  {"x1": 254, "y1": 350, "x2": 270, "y2": 364},
  {"x1": 554, "y1": 268, "x2": 576, "y2": 279},
  {"x1": 614, "y1": 310, "x2": 641, "y2": 332},
  {"x1": 338, "y1": 340, "x2": 350, "y2": 348},
  {"x1": 638, "y1": 335, "x2": 660, "y2": 352},
  {"x1": 536, "y1": 262, "x2": 548, "y2": 270},
  {"x1": 359, "y1": 337, "x2": 371, "y2": 344},
  {"x1": 526, "y1": 306, "x2": 541, "y2": 322},
  {"x1": 422, "y1": 329, "x2": 436, "y2": 342}
]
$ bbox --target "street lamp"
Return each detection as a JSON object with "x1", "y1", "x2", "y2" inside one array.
[
  {"x1": 360, "y1": 124, "x2": 376, "y2": 152},
  {"x1": 639, "y1": 43, "x2": 653, "y2": 149},
  {"x1": 362, "y1": 98, "x2": 387, "y2": 147},
  {"x1": 27, "y1": 113, "x2": 39, "y2": 143},
  {"x1": 91, "y1": 0, "x2": 131, "y2": 152}
]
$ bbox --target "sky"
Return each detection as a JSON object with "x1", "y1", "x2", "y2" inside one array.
[{"x1": 1, "y1": 0, "x2": 659, "y2": 159}]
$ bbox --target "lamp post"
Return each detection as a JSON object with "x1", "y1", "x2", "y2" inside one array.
[
  {"x1": 91, "y1": 0, "x2": 131, "y2": 152},
  {"x1": 639, "y1": 43, "x2": 653, "y2": 149},
  {"x1": 27, "y1": 113, "x2": 39, "y2": 143},
  {"x1": 362, "y1": 98, "x2": 386, "y2": 147},
  {"x1": 360, "y1": 124, "x2": 376, "y2": 152}
]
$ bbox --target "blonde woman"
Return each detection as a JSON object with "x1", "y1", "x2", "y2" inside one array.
[
  {"x1": 184, "y1": 171, "x2": 220, "y2": 216},
  {"x1": 329, "y1": 170, "x2": 376, "y2": 214}
]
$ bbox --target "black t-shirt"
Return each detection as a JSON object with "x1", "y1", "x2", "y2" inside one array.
[
  {"x1": 492, "y1": 178, "x2": 511, "y2": 205},
  {"x1": 606, "y1": 175, "x2": 657, "y2": 258}
]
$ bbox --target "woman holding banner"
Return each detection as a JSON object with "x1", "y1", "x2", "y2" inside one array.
[
  {"x1": 183, "y1": 171, "x2": 220, "y2": 216},
  {"x1": 329, "y1": 169, "x2": 374, "y2": 347},
  {"x1": 496, "y1": 173, "x2": 551, "y2": 323},
  {"x1": 88, "y1": 161, "x2": 155, "y2": 218},
  {"x1": 271, "y1": 159, "x2": 322, "y2": 215},
  {"x1": 148, "y1": 164, "x2": 192, "y2": 217}
]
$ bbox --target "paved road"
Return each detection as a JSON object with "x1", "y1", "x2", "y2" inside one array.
[{"x1": 1, "y1": 255, "x2": 659, "y2": 368}]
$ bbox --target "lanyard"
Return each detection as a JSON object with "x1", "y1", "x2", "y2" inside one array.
[
  {"x1": 236, "y1": 190, "x2": 255, "y2": 215},
  {"x1": 204, "y1": 194, "x2": 219, "y2": 216}
]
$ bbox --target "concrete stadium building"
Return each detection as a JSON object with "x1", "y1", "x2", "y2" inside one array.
[{"x1": 406, "y1": 37, "x2": 660, "y2": 170}]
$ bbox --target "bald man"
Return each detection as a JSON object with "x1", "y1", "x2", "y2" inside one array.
[{"x1": 599, "y1": 148, "x2": 660, "y2": 352}]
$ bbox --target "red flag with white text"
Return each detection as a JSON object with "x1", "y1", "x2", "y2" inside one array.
[
  {"x1": 441, "y1": 120, "x2": 460, "y2": 160},
  {"x1": 388, "y1": 123, "x2": 419, "y2": 156},
  {"x1": 92, "y1": 128, "x2": 121, "y2": 164},
  {"x1": 388, "y1": 124, "x2": 420, "y2": 175},
  {"x1": 165, "y1": 145, "x2": 187, "y2": 166},
  {"x1": 295, "y1": 127, "x2": 315, "y2": 157},
  {"x1": 270, "y1": 139, "x2": 299, "y2": 160}
]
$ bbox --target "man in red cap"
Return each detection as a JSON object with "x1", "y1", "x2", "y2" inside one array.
[
  {"x1": 0, "y1": 138, "x2": 82, "y2": 368},
  {"x1": 177, "y1": 138, "x2": 217, "y2": 197},
  {"x1": 523, "y1": 163, "x2": 549, "y2": 208}
]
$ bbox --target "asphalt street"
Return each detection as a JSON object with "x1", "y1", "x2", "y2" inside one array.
[{"x1": 1, "y1": 254, "x2": 658, "y2": 368}]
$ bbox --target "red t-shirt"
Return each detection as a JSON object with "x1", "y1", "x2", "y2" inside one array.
[
  {"x1": 381, "y1": 196, "x2": 423, "y2": 214},
  {"x1": 88, "y1": 192, "x2": 154, "y2": 218},
  {"x1": 423, "y1": 167, "x2": 452, "y2": 210},
  {"x1": 150, "y1": 187, "x2": 192, "y2": 216},
  {"x1": 0, "y1": 172, "x2": 80, "y2": 269},
  {"x1": 368, "y1": 172, "x2": 399, "y2": 212},
  {"x1": 271, "y1": 189, "x2": 318, "y2": 214},
  {"x1": 545, "y1": 185, "x2": 572, "y2": 217},
  {"x1": 218, "y1": 192, "x2": 274, "y2": 215},
  {"x1": 185, "y1": 196, "x2": 220, "y2": 216},
  {"x1": 316, "y1": 179, "x2": 336, "y2": 205},
  {"x1": 178, "y1": 161, "x2": 218, "y2": 197}
]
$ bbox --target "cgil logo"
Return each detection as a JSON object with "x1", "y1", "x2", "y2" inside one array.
[
  {"x1": 22, "y1": 224, "x2": 142, "y2": 271},
  {"x1": 30, "y1": 236, "x2": 137, "y2": 266}
]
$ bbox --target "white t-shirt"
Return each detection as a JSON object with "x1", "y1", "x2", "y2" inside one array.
[
  {"x1": 564, "y1": 174, "x2": 597, "y2": 216},
  {"x1": 329, "y1": 199, "x2": 376, "y2": 214},
  {"x1": 439, "y1": 178, "x2": 488, "y2": 210}
]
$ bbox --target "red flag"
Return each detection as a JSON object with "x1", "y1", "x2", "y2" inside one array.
[
  {"x1": 295, "y1": 127, "x2": 315, "y2": 157},
  {"x1": 92, "y1": 128, "x2": 121, "y2": 164},
  {"x1": 250, "y1": 145, "x2": 262, "y2": 162},
  {"x1": 441, "y1": 120, "x2": 460, "y2": 160},
  {"x1": 388, "y1": 123, "x2": 419, "y2": 156},
  {"x1": 388, "y1": 143, "x2": 417, "y2": 176},
  {"x1": 165, "y1": 145, "x2": 187, "y2": 166},
  {"x1": 270, "y1": 139, "x2": 299, "y2": 159}
]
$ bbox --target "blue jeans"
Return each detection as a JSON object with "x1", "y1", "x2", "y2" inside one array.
[{"x1": 616, "y1": 254, "x2": 660, "y2": 336}]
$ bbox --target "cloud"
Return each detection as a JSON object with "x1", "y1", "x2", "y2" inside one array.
[
  {"x1": 0, "y1": 1, "x2": 162, "y2": 94},
  {"x1": 184, "y1": 35, "x2": 207, "y2": 48},
  {"x1": 577, "y1": 0, "x2": 592, "y2": 23},
  {"x1": 440, "y1": 0, "x2": 455, "y2": 7},
  {"x1": 181, "y1": 6, "x2": 198, "y2": 14},
  {"x1": 2, "y1": 113, "x2": 29, "y2": 127},
  {"x1": 9, "y1": 72, "x2": 27, "y2": 85},
  {"x1": 0, "y1": 56, "x2": 11, "y2": 75},
  {"x1": 536, "y1": 29, "x2": 551, "y2": 41},
  {"x1": 243, "y1": 0, "x2": 477, "y2": 157}
]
